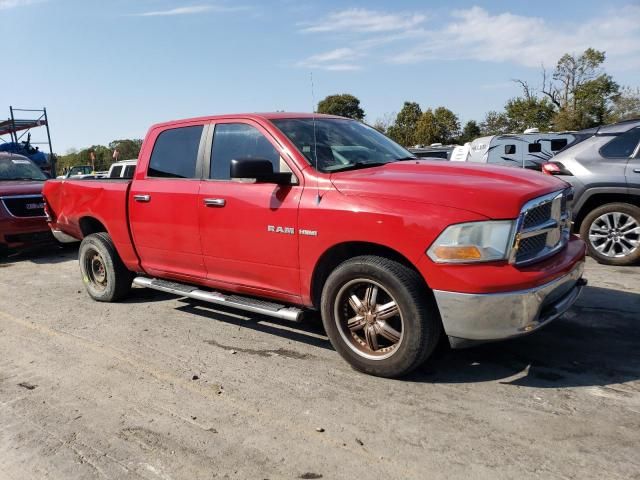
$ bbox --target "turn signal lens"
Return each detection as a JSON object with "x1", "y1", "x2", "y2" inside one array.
[{"x1": 432, "y1": 246, "x2": 482, "y2": 260}]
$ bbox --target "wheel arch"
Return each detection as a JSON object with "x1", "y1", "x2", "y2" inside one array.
[
  {"x1": 574, "y1": 190, "x2": 640, "y2": 231},
  {"x1": 310, "y1": 241, "x2": 428, "y2": 309},
  {"x1": 78, "y1": 216, "x2": 108, "y2": 238}
]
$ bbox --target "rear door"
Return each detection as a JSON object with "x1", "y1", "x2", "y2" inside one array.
[
  {"x1": 198, "y1": 119, "x2": 303, "y2": 299},
  {"x1": 129, "y1": 123, "x2": 207, "y2": 279}
]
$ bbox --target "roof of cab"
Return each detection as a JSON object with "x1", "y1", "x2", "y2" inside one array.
[{"x1": 149, "y1": 112, "x2": 346, "y2": 130}]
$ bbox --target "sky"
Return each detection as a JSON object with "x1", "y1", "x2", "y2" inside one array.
[{"x1": 1, "y1": 0, "x2": 639, "y2": 153}]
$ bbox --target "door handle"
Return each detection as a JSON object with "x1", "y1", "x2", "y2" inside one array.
[
  {"x1": 634, "y1": 169, "x2": 640, "y2": 173},
  {"x1": 204, "y1": 198, "x2": 226, "y2": 207},
  {"x1": 133, "y1": 194, "x2": 151, "y2": 203}
]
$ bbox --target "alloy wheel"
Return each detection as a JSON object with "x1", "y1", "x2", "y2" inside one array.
[
  {"x1": 588, "y1": 212, "x2": 640, "y2": 258},
  {"x1": 334, "y1": 279, "x2": 404, "y2": 360}
]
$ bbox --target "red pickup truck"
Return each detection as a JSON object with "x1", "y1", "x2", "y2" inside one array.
[{"x1": 44, "y1": 113, "x2": 586, "y2": 377}]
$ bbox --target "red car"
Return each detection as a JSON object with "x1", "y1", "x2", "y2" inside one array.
[
  {"x1": 44, "y1": 113, "x2": 587, "y2": 377},
  {"x1": 0, "y1": 152, "x2": 52, "y2": 256}
]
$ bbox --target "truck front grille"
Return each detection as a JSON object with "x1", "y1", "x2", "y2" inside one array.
[
  {"x1": 510, "y1": 189, "x2": 572, "y2": 266},
  {"x1": 1, "y1": 195, "x2": 46, "y2": 218}
]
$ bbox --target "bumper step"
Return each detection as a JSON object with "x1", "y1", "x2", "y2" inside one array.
[{"x1": 133, "y1": 277, "x2": 303, "y2": 322}]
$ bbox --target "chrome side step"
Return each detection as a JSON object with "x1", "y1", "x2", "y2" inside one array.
[{"x1": 133, "y1": 277, "x2": 303, "y2": 322}]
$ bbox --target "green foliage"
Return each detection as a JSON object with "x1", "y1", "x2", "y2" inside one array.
[
  {"x1": 480, "y1": 111, "x2": 510, "y2": 135},
  {"x1": 609, "y1": 87, "x2": 640, "y2": 122},
  {"x1": 317, "y1": 94, "x2": 365, "y2": 120},
  {"x1": 459, "y1": 120, "x2": 481, "y2": 143},
  {"x1": 387, "y1": 102, "x2": 422, "y2": 146},
  {"x1": 504, "y1": 97, "x2": 555, "y2": 132},
  {"x1": 56, "y1": 139, "x2": 142, "y2": 174},
  {"x1": 415, "y1": 107, "x2": 460, "y2": 145},
  {"x1": 542, "y1": 49, "x2": 620, "y2": 130}
]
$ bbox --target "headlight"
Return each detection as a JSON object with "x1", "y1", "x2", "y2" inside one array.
[{"x1": 427, "y1": 220, "x2": 515, "y2": 263}]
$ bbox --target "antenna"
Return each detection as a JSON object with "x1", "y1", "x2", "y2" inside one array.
[{"x1": 311, "y1": 72, "x2": 321, "y2": 205}]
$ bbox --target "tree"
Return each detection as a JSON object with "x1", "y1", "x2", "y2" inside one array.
[
  {"x1": 317, "y1": 94, "x2": 365, "y2": 120},
  {"x1": 371, "y1": 112, "x2": 395, "y2": 134},
  {"x1": 504, "y1": 96, "x2": 555, "y2": 132},
  {"x1": 609, "y1": 87, "x2": 640, "y2": 122},
  {"x1": 415, "y1": 107, "x2": 460, "y2": 145},
  {"x1": 459, "y1": 120, "x2": 481, "y2": 143},
  {"x1": 541, "y1": 48, "x2": 619, "y2": 130},
  {"x1": 480, "y1": 111, "x2": 510, "y2": 135},
  {"x1": 387, "y1": 102, "x2": 422, "y2": 146},
  {"x1": 109, "y1": 139, "x2": 143, "y2": 161}
]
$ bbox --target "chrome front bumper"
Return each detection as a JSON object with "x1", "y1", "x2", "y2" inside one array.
[{"x1": 433, "y1": 261, "x2": 586, "y2": 348}]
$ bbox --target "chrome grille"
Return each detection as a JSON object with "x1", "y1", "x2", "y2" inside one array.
[{"x1": 510, "y1": 189, "x2": 572, "y2": 266}]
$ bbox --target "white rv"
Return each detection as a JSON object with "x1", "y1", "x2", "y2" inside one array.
[{"x1": 450, "y1": 129, "x2": 580, "y2": 170}]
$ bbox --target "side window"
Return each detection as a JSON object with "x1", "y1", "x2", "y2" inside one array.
[
  {"x1": 210, "y1": 123, "x2": 280, "y2": 180},
  {"x1": 528, "y1": 143, "x2": 542, "y2": 153},
  {"x1": 505, "y1": 144, "x2": 516, "y2": 155},
  {"x1": 109, "y1": 166, "x2": 123, "y2": 178},
  {"x1": 148, "y1": 125, "x2": 203, "y2": 178},
  {"x1": 123, "y1": 165, "x2": 136, "y2": 178},
  {"x1": 600, "y1": 128, "x2": 640, "y2": 158},
  {"x1": 551, "y1": 139, "x2": 567, "y2": 151}
]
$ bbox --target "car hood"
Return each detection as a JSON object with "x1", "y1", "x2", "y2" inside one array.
[
  {"x1": 0, "y1": 180, "x2": 44, "y2": 197},
  {"x1": 330, "y1": 160, "x2": 568, "y2": 219}
]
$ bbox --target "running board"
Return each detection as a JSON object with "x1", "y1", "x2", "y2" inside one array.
[{"x1": 133, "y1": 277, "x2": 303, "y2": 322}]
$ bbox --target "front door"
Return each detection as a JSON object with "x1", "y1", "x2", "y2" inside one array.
[
  {"x1": 129, "y1": 123, "x2": 207, "y2": 279},
  {"x1": 198, "y1": 120, "x2": 302, "y2": 299}
]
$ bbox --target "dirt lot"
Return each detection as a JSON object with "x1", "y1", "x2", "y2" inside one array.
[{"x1": 0, "y1": 247, "x2": 638, "y2": 480}]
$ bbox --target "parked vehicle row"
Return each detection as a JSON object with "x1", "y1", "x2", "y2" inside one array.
[{"x1": 44, "y1": 113, "x2": 587, "y2": 377}]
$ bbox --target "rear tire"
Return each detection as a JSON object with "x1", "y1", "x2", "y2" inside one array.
[
  {"x1": 579, "y1": 203, "x2": 640, "y2": 266},
  {"x1": 320, "y1": 255, "x2": 441, "y2": 378},
  {"x1": 79, "y1": 232, "x2": 133, "y2": 302}
]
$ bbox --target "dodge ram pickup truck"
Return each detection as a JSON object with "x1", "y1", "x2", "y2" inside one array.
[{"x1": 44, "y1": 113, "x2": 587, "y2": 377}]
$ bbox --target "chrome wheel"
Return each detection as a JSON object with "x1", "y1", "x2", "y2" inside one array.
[
  {"x1": 334, "y1": 279, "x2": 404, "y2": 360},
  {"x1": 84, "y1": 248, "x2": 108, "y2": 291},
  {"x1": 588, "y1": 212, "x2": 640, "y2": 258}
]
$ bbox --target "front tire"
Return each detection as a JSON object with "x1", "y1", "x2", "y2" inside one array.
[
  {"x1": 580, "y1": 203, "x2": 640, "y2": 266},
  {"x1": 79, "y1": 232, "x2": 133, "y2": 302},
  {"x1": 320, "y1": 256, "x2": 441, "y2": 378}
]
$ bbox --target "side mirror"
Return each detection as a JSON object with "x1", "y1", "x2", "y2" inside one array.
[{"x1": 230, "y1": 158, "x2": 291, "y2": 185}]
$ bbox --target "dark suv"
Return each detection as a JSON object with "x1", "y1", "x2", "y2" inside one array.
[{"x1": 543, "y1": 119, "x2": 640, "y2": 266}]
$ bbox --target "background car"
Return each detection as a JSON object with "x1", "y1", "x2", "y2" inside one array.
[
  {"x1": 0, "y1": 152, "x2": 52, "y2": 256},
  {"x1": 542, "y1": 119, "x2": 640, "y2": 265},
  {"x1": 409, "y1": 143, "x2": 456, "y2": 160}
]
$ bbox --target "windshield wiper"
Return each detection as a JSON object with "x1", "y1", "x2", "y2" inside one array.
[
  {"x1": 329, "y1": 161, "x2": 389, "y2": 173},
  {"x1": 394, "y1": 156, "x2": 418, "y2": 161}
]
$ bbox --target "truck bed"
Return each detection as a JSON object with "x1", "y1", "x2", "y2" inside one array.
[{"x1": 44, "y1": 179, "x2": 141, "y2": 270}]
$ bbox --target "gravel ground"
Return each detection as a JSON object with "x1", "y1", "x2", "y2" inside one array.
[{"x1": 0, "y1": 247, "x2": 639, "y2": 480}]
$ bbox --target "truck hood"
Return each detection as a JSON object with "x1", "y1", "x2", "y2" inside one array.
[
  {"x1": 330, "y1": 160, "x2": 568, "y2": 219},
  {"x1": 0, "y1": 180, "x2": 44, "y2": 197}
]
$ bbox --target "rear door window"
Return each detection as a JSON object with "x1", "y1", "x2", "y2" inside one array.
[
  {"x1": 600, "y1": 128, "x2": 640, "y2": 158},
  {"x1": 210, "y1": 123, "x2": 280, "y2": 180},
  {"x1": 148, "y1": 126, "x2": 203, "y2": 178},
  {"x1": 109, "y1": 166, "x2": 123, "y2": 178},
  {"x1": 123, "y1": 165, "x2": 136, "y2": 178}
]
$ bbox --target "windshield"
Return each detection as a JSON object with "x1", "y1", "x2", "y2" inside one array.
[
  {"x1": 271, "y1": 118, "x2": 414, "y2": 172},
  {"x1": 0, "y1": 156, "x2": 47, "y2": 181}
]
